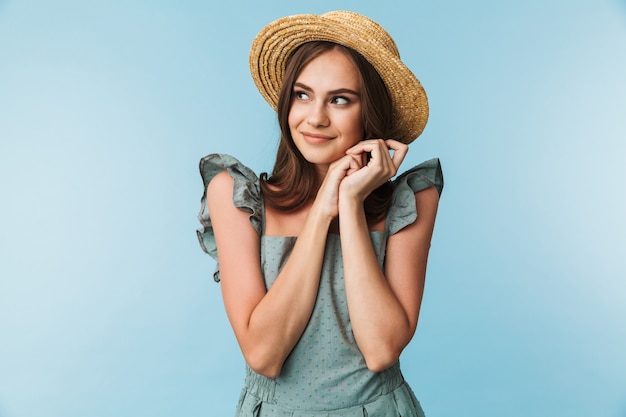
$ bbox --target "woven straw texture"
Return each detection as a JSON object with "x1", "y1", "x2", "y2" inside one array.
[{"x1": 249, "y1": 11, "x2": 428, "y2": 143}]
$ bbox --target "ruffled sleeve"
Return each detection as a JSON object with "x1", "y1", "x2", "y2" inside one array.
[
  {"x1": 196, "y1": 154, "x2": 263, "y2": 282},
  {"x1": 386, "y1": 158, "x2": 444, "y2": 236}
]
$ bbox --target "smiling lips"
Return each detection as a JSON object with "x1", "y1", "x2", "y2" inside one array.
[{"x1": 301, "y1": 132, "x2": 333, "y2": 144}]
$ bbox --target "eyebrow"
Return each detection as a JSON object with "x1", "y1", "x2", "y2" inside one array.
[{"x1": 294, "y1": 82, "x2": 360, "y2": 96}]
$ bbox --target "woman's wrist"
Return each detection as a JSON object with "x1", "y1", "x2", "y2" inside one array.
[
  {"x1": 338, "y1": 185, "x2": 369, "y2": 207},
  {"x1": 338, "y1": 194, "x2": 366, "y2": 218},
  {"x1": 308, "y1": 201, "x2": 337, "y2": 230}
]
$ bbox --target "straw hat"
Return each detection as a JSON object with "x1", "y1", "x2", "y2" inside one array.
[{"x1": 249, "y1": 10, "x2": 428, "y2": 144}]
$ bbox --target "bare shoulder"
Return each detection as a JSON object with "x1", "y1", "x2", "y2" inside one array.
[
  {"x1": 413, "y1": 185, "x2": 440, "y2": 223},
  {"x1": 386, "y1": 185, "x2": 440, "y2": 260},
  {"x1": 206, "y1": 170, "x2": 234, "y2": 201},
  {"x1": 206, "y1": 169, "x2": 258, "y2": 238}
]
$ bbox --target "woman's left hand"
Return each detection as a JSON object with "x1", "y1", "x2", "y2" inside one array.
[{"x1": 339, "y1": 139, "x2": 408, "y2": 202}]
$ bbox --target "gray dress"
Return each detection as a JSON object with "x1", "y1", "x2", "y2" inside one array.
[{"x1": 197, "y1": 154, "x2": 443, "y2": 416}]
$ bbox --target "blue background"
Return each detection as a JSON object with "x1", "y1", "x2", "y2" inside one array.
[{"x1": 1, "y1": 1, "x2": 625, "y2": 416}]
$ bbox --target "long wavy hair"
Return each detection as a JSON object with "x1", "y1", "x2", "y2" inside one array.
[{"x1": 260, "y1": 41, "x2": 395, "y2": 224}]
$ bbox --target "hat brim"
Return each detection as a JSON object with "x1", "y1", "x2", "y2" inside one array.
[{"x1": 249, "y1": 11, "x2": 428, "y2": 144}]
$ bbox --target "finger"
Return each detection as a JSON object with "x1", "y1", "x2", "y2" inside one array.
[
  {"x1": 345, "y1": 154, "x2": 363, "y2": 176},
  {"x1": 354, "y1": 141, "x2": 393, "y2": 170},
  {"x1": 328, "y1": 154, "x2": 359, "y2": 176},
  {"x1": 345, "y1": 139, "x2": 385, "y2": 155},
  {"x1": 384, "y1": 139, "x2": 408, "y2": 169},
  {"x1": 349, "y1": 141, "x2": 388, "y2": 171}
]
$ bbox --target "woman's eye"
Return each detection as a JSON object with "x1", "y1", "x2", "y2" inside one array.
[
  {"x1": 294, "y1": 91, "x2": 309, "y2": 100},
  {"x1": 332, "y1": 96, "x2": 349, "y2": 105}
]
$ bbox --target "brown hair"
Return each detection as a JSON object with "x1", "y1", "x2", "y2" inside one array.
[{"x1": 260, "y1": 41, "x2": 394, "y2": 224}]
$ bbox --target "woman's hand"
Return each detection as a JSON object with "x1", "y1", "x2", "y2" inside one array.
[
  {"x1": 311, "y1": 154, "x2": 363, "y2": 220},
  {"x1": 340, "y1": 139, "x2": 408, "y2": 202}
]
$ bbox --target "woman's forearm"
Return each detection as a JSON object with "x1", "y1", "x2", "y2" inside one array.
[
  {"x1": 241, "y1": 206, "x2": 332, "y2": 377},
  {"x1": 339, "y1": 199, "x2": 413, "y2": 372},
  {"x1": 210, "y1": 171, "x2": 334, "y2": 378}
]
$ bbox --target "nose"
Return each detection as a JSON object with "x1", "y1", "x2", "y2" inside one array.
[{"x1": 306, "y1": 102, "x2": 330, "y2": 128}]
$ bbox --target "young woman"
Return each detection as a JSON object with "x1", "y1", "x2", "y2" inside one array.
[{"x1": 197, "y1": 11, "x2": 443, "y2": 417}]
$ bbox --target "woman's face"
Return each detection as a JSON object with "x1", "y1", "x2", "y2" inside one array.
[{"x1": 288, "y1": 48, "x2": 364, "y2": 169}]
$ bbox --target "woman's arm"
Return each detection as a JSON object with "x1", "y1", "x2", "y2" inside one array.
[
  {"x1": 208, "y1": 167, "x2": 344, "y2": 378},
  {"x1": 340, "y1": 186, "x2": 439, "y2": 372},
  {"x1": 339, "y1": 139, "x2": 440, "y2": 371}
]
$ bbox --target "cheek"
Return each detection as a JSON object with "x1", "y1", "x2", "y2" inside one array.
[
  {"x1": 345, "y1": 110, "x2": 364, "y2": 138},
  {"x1": 287, "y1": 104, "x2": 303, "y2": 129}
]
